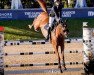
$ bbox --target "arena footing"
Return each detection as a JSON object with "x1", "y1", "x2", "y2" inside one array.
[{"x1": 5, "y1": 68, "x2": 83, "y2": 75}]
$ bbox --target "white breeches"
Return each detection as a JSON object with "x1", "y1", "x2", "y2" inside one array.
[{"x1": 49, "y1": 16, "x2": 55, "y2": 27}]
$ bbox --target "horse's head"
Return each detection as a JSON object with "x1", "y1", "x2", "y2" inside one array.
[{"x1": 61, "y1": 20, "x2": 69, "y2": 37}]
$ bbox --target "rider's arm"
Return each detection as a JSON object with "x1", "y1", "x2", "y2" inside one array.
[
  {"x1": 59, "y1": 3, "x2": 63, "y2": 18},
  {"x1": 49, "y1": 2, "x2": 63, "y2": 18},
  {"x1": 53, "y1": 4, "x2": 63, "y2": 18}
]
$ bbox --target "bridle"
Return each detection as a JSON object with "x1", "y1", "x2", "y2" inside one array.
[{"x1": 61, "y1": 21, "x2": 69, "y2": 33}]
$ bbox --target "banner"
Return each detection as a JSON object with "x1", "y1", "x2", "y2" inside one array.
[{"x1": 0, "y1": 8, "x2": 94, "y2": 20}]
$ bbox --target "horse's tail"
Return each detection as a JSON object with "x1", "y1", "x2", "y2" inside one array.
[
  {"x1": 37, "y1": 0, "x2": 48, "y2": 13},
  {"x1": 29, "y1": 12, "x2": 49, "y2": 31}
]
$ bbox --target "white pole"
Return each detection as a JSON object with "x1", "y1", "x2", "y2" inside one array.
[
  {"x1": 0, "y1": 27, "x2": 4, "y2": 74},
  {"x1": 75, "y1": 0, "x2": 87, "y2": 8},
  {"x1": 68, "y1": 0, "x2": 71, "y2": 4},
  {"x1": 68, "y1": 0, "x2": 71, "y2": 7},
  {"x1": 83, "y1": 22, "x2": 93, "y2": 64}
]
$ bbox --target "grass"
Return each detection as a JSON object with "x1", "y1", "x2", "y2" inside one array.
[
  {"x1": 0, "y1": 18, "x2": 94, "y2": 40},
  {"x1": 0, "y1": 20, "x2": 44, "y2": 40},
  {"x1": 66, "y1": 18, "x2": 94, "y2": 37}
]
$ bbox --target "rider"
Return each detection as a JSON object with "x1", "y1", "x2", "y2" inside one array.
[{"x1": 46, "y1": 0, "x2": 64, "y2": 40}]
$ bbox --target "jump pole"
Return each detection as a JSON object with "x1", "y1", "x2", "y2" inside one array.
[{"x1": 0, "y1": 26, "x2": 4, "y2": 75}]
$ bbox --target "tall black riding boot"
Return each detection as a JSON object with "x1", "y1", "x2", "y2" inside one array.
[{"x1": 46, "y1": 27, "x2": 51, "y2": 41}]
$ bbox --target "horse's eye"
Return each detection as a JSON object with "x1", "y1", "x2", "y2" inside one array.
[{"x1": 64, "y1": 24, "x2": 67, "y2": 27}]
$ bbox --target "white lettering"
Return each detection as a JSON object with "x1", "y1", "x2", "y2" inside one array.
[
  {"x1": 88, "y1": 11, "x2": 94, "y2": 16},
  {"x1": 62, "y1": 11, "x2": 75, "y2": 17},
  {"x1": 25, "y1": 12, "x2": 40, "y2": 18},
  {"x1": 0, "y1": 13, "x2": 12, "y2": 18}
]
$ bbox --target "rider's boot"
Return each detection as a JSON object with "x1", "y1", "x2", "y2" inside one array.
[{"x1": 46, "y1": 27, "x2": 51, "y2": 41}]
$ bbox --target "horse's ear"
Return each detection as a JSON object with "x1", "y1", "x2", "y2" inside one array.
[{"x1": 65, "y1": 19, "x2": 68, "y2": 22}]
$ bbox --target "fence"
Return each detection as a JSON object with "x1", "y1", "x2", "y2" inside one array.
[
  {"x1": 0, "y1": 25, "x2": 82, "y2": 75},
  {"x1": 0, "y1": 22, "x2": 94, "y2": 75}
]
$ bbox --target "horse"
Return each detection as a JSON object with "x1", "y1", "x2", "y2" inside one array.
[{"x1": 28, "y1": 12, "x2": 69, "y2": 73}]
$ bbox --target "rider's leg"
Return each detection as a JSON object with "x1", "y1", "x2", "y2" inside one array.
[
  {"x1": 46, "y1": 16, "x2": 55, "y2": 40},
  {"x1": 49, "y1": 16, "x2": 55, "y2": 28},
  {"x1": 55, "y1": 16, "x2": 61, "y2": 24}
]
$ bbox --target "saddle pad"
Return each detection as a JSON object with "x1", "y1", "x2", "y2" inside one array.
[{"x1": 44, "y1": 24, "x2": 49, "y2": 30}]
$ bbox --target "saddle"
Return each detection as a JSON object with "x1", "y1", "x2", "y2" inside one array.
[
  {"x1": 44, "y1": 21, "x2": 57, "y2": 31},
  {"x1": 44, "y1": 19, "x2": 66, "y2": 31},
  {"x1": 51, "y1": 20, "x2": 64, "y2": 31}
]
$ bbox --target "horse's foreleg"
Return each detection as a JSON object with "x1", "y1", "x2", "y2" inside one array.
[
  {"x1": 54, "y1": 46, "x2": 60, "y2": 67},
  {"x1": 53, "y1": 45, "x2": 62, "y2": 73},
  {"x1": 60, "y1": 45, "x2": 67, "y2": 70}
]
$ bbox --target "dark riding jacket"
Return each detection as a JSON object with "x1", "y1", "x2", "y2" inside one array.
[{"x1": 50, "y1": 3, "x2": 63, "y2": 19}]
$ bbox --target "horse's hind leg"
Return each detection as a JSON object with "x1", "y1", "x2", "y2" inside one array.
[
  {"x1": 53, "y1": 45, "x2": 63, "y2": 73},
  {"x1": 60, "y1": 45, "x2": 67, "y2": 70}
]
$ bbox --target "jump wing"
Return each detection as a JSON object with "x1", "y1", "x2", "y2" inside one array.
[{"x1": 37, "y1": 0, "x2": 47, "y2": 12}]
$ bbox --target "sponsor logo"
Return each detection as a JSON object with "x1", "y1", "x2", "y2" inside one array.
[
  {"x1": 62, "y1": 11, "x2": 75, "y2": 17},
  {"x1": 24, "y1": 12, "x2": 40, "y2": 18},
  {"x1": 0, "y1": 13, "x2": 12, "y2": 18},
  {"x1": 88, "y1": 11, "x2": 94, "y2": 16}
]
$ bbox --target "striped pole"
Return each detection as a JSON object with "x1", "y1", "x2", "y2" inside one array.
[
  {"x1": 4, "y1": 50, "x2": 82, "y2": 56},
  {"x1": 4, "y1": 38, "x2": 83, "y2": 46},
  {"x1": 0, "y1": 26, "x2": 4, "y2": 74},
  {"x1": 5, "y1": 62, "x2": 83, "y2": 68}
]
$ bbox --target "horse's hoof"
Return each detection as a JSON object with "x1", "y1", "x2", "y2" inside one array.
[
  {"x1": 58, "y1": 65, "x2": 61, "y2": 69},
  {"x1": 64, "y1": 67, "x2": 67, "y2": 70},
  {"x1": 60, "y1": 70, "x2": 63, "y2": 73}
]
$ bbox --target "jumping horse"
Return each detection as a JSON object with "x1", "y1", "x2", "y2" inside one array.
[{"x1": 28, "y1": 0, "x2": 69, "y2": 73}]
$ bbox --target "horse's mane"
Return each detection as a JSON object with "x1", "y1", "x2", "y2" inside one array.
[{"x1": 52, "y1": 23, "x2": 64, "y2": 37}]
